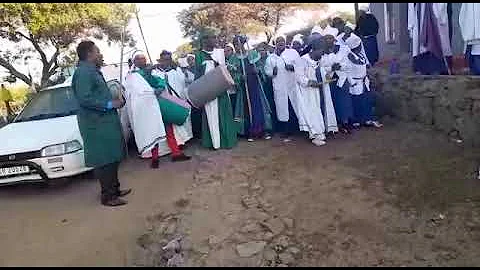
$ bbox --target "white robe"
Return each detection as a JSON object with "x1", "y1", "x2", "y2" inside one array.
[
  {"x1": 202, "y1": 49, "x2": 225, "y2": 149},
  {"x1": 165, "y1": 67, "x2": 193, "y2": 145},
  {"x1": 123, "y1": 71, "x2": 167, "y2": 157},
  {"x1": 348, "y1": 52, "x2": 371, "y2": 96},
  {"x1": 459, "y1": 3, "x2": 480, "y2": 52},
  {"x1": 264, "y1": 48, "x2": 303, "y2": 123},
  {"x1": 317, "y1": 66, "x2": 339, "y2": 133},
  {"x1": 338, "y1": 32, "x2": 371, "y2": 66},
  {"x1": 319, "y1": 45, "x2": 353, "y2": 88},
  {"x1": 408, "y1": 3, "x2": 452, "y2": 57},
  {"x1": 294, "y1": 54, "x2": 327, "y2": 140}
]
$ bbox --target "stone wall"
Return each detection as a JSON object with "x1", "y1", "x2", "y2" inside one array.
[{"x1": 374, "y1": 73, "x2": 480, "y2": 146}]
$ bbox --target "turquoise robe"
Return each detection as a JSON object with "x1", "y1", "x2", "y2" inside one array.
[{"x1": 72, "y1": 61, "x2": 125, "y2": 168}]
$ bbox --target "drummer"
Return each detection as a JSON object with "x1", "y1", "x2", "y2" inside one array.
[
  {"x1": 193, "y1": 27, "x2": 238, "y2": 150},
  {"x1": 155, "y1": 50, "x2": 194, "y2": 146},
  {"x1": 132, "y1": 53, "x2": 191, "y2": 167}
]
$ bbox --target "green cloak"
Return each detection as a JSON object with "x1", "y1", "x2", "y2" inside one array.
[
  {"x1": 194, "y1": 50, "x2": 238, "y2": 149},
  {"x1": 229, "y1": 50, "x2": 273, "y2": 136},
  {"x1": 72, "y1": 61, "x2": 125, "y2": 168}
]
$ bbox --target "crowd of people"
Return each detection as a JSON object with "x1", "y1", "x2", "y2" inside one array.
[{"x1": 72, "y1": 14, "x2": 384, "y2": 207}]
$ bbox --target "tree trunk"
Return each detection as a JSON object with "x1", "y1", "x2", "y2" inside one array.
[{"x1": 265, "y1": 31, "x2": 272, "y2": 44}]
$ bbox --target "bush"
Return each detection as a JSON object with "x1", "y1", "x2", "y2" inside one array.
[{"x1": 0, "y1": 85, "x2": 30, "y2": 114}]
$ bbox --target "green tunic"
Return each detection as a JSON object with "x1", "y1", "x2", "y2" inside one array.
[
  {"x1": 194, "y1": 50, "x2": 238, "y2": 149},
  {"x1": 228, "y1": 51, "x2": 273, "y2": 136},
  {"x1": 72, "y1": 61, "x2": 125, "y2": 168},
  {"x1": 133, "y1": 68, "x2": 166, "y2": 91}
]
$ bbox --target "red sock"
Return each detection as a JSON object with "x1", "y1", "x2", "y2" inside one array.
[
  {"x1": 166, "y1": 124, "x2": 182, "y2": 157},
  {"x1": 151, "y1": 144, "x2": 159, "y2": 164}
]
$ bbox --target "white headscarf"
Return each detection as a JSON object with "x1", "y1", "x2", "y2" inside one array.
[
  {"x1": 178, "y1": 57, "x2": 189, "y2": 68},
  {"x1": 345, "y1": 22, "x2": 356, "y2": 31},
  {"x1": 323, "y1": 25, "x2": 339, "y2": 38},
  {"x1": 225, "y1": 43, "x2": 235, "y2": 52},
  {"x1": 345, "y1": 34, "x2": 362, "y2": 50},
  {"x1": 291, "y1": 34, "x2": 304, "y2": 46},
  {"x1": 131, "y1": 50, "x2": 147, "y2": 70},
  {"x1": 311, "y1": 25, "x2": 324, "y2": 35},
  {"x1": 359, "y1": 5, "x2": 370, "y2": 13}
]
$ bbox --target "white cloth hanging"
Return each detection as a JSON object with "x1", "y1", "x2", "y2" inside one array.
[{"x1": 459, "y1": 3, "x2": 480, "y2": 50}]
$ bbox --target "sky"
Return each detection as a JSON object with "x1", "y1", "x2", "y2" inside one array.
[
  {"x1": 101, "y1": 3, "x2": 367, "y2": 64},
  {"x1": 1, "y1": 3, "x2": 367, "y2": 85}
]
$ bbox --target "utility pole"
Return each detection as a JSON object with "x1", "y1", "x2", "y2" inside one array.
[
  {"x1": 119, "y1": 22, "x2": 126, "y2": 85},
  {"x1": 135, "y1": 8, "x2": 153, "y2": 64},
  {"x1": 354, "y1": 3, "x2": 359, "y2": 22}
]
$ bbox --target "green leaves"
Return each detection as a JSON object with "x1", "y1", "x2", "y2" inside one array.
[
  {"x1": 0, "y1": 3, "x2": 136, "y2": 89},
  {"x1": 177, "y1": 3, "x2": 328, "y2": 45}
]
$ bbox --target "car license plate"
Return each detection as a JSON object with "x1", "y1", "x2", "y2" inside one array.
[{"x1": 0, "y1": 166, "x2": 30, "y2": 177}]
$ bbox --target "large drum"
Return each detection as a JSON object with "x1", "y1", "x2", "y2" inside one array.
[
  {"x1": 158, "y1": 91, "x2": 191, "y2": 125},
  {"x1": 187, "y1": 65, "x2": 235, "y2": 108}
]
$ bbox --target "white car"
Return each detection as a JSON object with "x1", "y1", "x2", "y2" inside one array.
[{"x1": 0, "y1": 78, "x2": 130, "y2": 186}]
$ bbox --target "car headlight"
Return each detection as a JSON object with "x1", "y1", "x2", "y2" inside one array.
[{"x1": 41, "y1": 140, "x2": 82, "y2": 157}]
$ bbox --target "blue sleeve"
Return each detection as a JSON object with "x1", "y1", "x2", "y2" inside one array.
[{"x1": 106, "y1": 101, "x2": 113, "y2": 110}]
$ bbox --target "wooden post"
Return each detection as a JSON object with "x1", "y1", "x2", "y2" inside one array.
[
  {"x1": 354, "y1": 3, "x2": 359, "y2": 21},
  {"x1": 135, "y1": 8, "x2": 153, "y2": 64},
  {"x1": 119, "y1": 23, "x2": 126, "y2": 85}
]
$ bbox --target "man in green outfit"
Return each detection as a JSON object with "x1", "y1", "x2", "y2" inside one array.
[
  {"x1": 194, "y1": 27, "x2": 238, "y2": 149},
  {"x1": 72, "y1": 41, "x2": 131, "y2": 207}
]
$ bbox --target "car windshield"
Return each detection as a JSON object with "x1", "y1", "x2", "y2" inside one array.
[{"x1": 14, "y1": 87, "x2": 79, "y2": 123}]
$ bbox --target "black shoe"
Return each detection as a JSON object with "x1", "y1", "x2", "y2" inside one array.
[
  {"x1": 117, "y1": 188, "x2": 132, "y2": 197},
  {"x1": 339, "y1": 127, "x2": 351, "y2": 134},
  {"x1": 326, "y1": 131, "x2": 336, "y2": 139},
  {"x1": 102, "y1": 197, "x2": 128, "y2": 207},
  {"x1": 172, "y1": 153, "x2": 192, "y2": 162},
  {"x1": 151, "y1": 159, "x2": 159, "y2": 169}
]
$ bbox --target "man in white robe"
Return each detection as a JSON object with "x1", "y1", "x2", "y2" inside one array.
[
  {"x1": 345, "y1": 35, "x2": 383, "y2": 129},
  {"x1": 291, "y1": 34, "x2": 304, "y2": 54},
  {"x1": 265, "y1": 35, "x2": 303, "y2": 142},
  {"x1": 459, "y1": 3, "x2": 480, "y2": 75},
  {"x1": 154, "y1": 50, "x2": 193, "y2": 145},
  {"x1": 178, "y1": 57, "x2": 195, "y2": 86},
  {"x1": 294, "y1": 39, "x2": 329, "y2": 146},
  {"x1": 337, "y1": 21, "x2": 370, "y2": 67},
  {"x1": 125, "y1": 53, "x2": 191, "y2": 168},
  {"x1": 193, "y1": 28, "x2": 238, "y2": 150},
  {"x1": 318, "y1": 27, "x2": 355, "y2": 134}
]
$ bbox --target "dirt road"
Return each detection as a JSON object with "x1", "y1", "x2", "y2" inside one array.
[{"x1": 2, "y1": 120, "x2": 480, "y2": 266}]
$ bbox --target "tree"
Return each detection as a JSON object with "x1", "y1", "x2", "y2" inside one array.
[
  {"x1": 242, "y1": 3, "x2": 328, "y2": 43},
  {"x1": 174, "y1": 42, "x2": 194, "y2": 58},
  {"x1": 177, "y1": 3, "x2": 328, "y2": 46},
  {"x1": 0, "y1": 3, "x2": 136, "y2": 90},
  {"x1": 284, "y1": 10, "x2": 356, "y2": 44},
  {"x1": 317, "y1": 11, "x2": 356, "y2": 27}
]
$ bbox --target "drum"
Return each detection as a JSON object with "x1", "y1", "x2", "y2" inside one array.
[
  {"x1": 107, "y1": 80, "x2": 125, "y2": 101},
  {"x1": 158, "y1": 91, "x2": 191, "y2": 125},
  {"x1": 187, "y1": 65, "x2": 235, "y2": 108}
]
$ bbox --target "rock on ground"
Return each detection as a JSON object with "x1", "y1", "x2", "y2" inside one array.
[{"x1": 236, "y1": 241, "x2": 267, "y2": 258}]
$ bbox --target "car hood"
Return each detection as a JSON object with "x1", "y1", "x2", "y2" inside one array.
[{"x1": 0, "y1": 115, "x2": 82, "y2": 155}]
